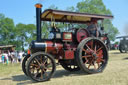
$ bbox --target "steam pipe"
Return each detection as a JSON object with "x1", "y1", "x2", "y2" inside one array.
[{"x1": 35, "y1": 4, "x2": 42, "y2": 42}]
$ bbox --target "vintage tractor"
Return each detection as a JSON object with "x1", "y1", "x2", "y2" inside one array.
[
  {"x1": 22, "y1": 3, "x2": 113, "y2": 82},
  {"x1": 116, "y1": 36, "x2": 128, "y2": 53}
]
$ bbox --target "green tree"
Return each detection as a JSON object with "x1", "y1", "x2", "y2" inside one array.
[
  {"x1": 15, "y1": 23, "x2": 36, "y2": 51},
  {"x1": 0, "y1": 17, "x2": 16, "y2": 45},
  {"x1": 66, "y1": 6, "x2": 75, "y2": 12},
  {"x1": 15, "y1": 23, "x2": 26, "y2": 51},
  {"x1": 48, "y1": 5, "x2": 58, "y2": 9},
  {"x1": 25, "y1": 24, "x2": 36, "y2": 43},
  {"x1": 0, "y1": 13, "x2": 5, "y2": 20}
]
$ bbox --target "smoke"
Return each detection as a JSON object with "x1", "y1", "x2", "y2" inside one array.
[{"x1": 124, "y1": 23, "x2": 128, "y2": 35}]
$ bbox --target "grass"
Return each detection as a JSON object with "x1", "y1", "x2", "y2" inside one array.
[
  {"x1": 0, "y1": 63, "x2": 21, "y2": 77},
  {"x1": 0, "y1": 50, "x2": 128, "y2": 85}
]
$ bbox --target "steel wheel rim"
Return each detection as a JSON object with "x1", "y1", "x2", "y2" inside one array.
[
  {"x1": 81, "y1": 39, "x2": 108, "y2": 72},
  {"x1": 121, "y1": 45, "x2": 127, "y2": 53},
  {"x1": 28, "y1": 54, "x2": 55, "y2": 81}
]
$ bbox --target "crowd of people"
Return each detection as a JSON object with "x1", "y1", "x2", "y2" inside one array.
[{"x1": 0, "y1": 50, "x2": 24, "y2": 64}]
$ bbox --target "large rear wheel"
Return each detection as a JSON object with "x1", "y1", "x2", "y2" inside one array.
[
  {"x1": 76, "y1": 37, "x2": 108, "y2": 74},
  {"x1": 26, "y1": 52, "x2": 56, "y2": 82}
]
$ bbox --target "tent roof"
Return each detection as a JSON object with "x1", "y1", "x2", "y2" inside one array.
[{"x1": 0, "y1": 45, "x2": 16, "y2": 49}]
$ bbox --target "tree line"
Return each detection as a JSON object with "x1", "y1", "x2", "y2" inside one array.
[
  {"x1": 0, "y1": 0, "x2": 119, "y2": 51},
  {"x1": 0, "y1": 14, "x2": 36, "y2": 51}
]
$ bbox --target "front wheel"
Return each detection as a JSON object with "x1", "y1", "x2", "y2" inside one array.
[
  {"x1": 76, "y1": 37, "x2": 108, "y2": 74},
  {"x1": 22, "y1": 54, "x2": 30, "y2": 76},
  {"x1": 119, "y1": 44, "x2": 127, "y2": 53},
  {"x1": 26, "y1": 52, "x2": 56, "y2": 82}
]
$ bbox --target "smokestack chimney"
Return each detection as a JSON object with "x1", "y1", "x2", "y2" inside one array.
[{"x1": 35, "y1": 3, "x2": 42, "y2": 42}]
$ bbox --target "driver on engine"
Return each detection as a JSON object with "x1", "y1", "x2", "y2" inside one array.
[
  {"x1": 86, "y1": 20, "x2": 99, "y2": 37},
  {"x1": 51, "y1": 22, "x2": 60, "y2": 32}
]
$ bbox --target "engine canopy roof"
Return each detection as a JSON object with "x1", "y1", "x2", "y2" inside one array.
[{"x1": 41, "y1": 9, "x2": 113, "y2": 24}]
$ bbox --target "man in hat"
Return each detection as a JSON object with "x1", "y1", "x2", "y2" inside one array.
[{"x1": 86, "y1": 20, "x2": 99, "y2": 37}]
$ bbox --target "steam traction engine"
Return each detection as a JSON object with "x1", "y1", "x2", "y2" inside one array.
[
  {"x1": 116, "y1": 36, "x2": 128, "y2": 53},
  {"x1": 22, "y1": 3, "x2": 113, "y2": 82}
]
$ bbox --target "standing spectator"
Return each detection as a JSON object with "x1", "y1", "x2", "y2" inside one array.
[
  {"x1": 17, "y1": 51, "x2": 23, "y2": 63},
  {"x1": 11, "y1": 51, "x2": 17, "y2": 63},
  {"x1": 114, "y1": 44, "x2": 118, "y2": 50},
  {"x1": 1, "y1": 54, "x2": 5, "y2": 64},
  {"x1": 9, "y1": 51, "x2": 14, "y2": 64},
  {"x1": 0, "y1": 53, "x2": 2, "y2": 63},
  {"x1": 3, "y1": 51, "x2": 9, "y2": 64},
  {"x1": 8, "y1": 50, "x2": 11, "y2": 63}
]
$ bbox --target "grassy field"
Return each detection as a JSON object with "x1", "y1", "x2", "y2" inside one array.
[{"x1": 0, "y1": 50, "x2": 128, "y2": 85}]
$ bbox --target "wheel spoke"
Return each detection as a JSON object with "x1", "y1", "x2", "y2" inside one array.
[
  {"x1": 42, "y1": 62, "x2": 52, "y2": 71},
  {"x1": 93, "y1": 63, "x2": 97, "y2": 70},
  {"x1": 86, "y1": 44, "x2": 92, "y2": 51},
  {"x1": 88, "y1": 63, "x2": 91, "y2": 69},
  {"x1": 87, "y1": 57, "x2": 94, "y2": 69},
  {"x1": 96, "y1": 47, "x2": 103, "y2": 53},
  {"x1": 91, "y1": 40, "x2": 93, "y2": 50},
  {"x1": 101, "y1": 58, "x2": 105, "y2": 62},
  {"x1": 84, "y1": 58, "x2": 88, "y2": 64},
  {"x1": 86, "y1": 44, "x2": 95, "y2": 53},
  {"x1": 43, "y1": 58, "x2": 48, "y2": 64},
  {"x1": 30, "y1": 64, "x2": 40, "y2": 70},
  {"x1": 97, "y1": 63, "x2": 100, "y2": 69},
  {"x1": 82, "y1": 55, "x2": 91, "y2": 58},
  {"x1": 30, "y1": 68, "x2": 35, "y2": 73},
  {"x1": 94, "y1": 45, "x2": 97, "y2": 53},
  {"x1": 41, "y1": 56, "x2": 43, "y2": 63},
  {"x1": 82, "y1": 49, "x2": 89, "y2": 53},
  {"x1": 34, "y1": 58, "x2": 41, "y2": 66},
  {"x1": 88, "y1": 60, "x2": 92, "y2": 69},
  {"x1": 45, "y1": 67, "x2": 52, "y2": 71},
  {"x1": 101, "y1": 59, "x2": 105, "y2": 62},
  {"x1": 96, "y1": 57, "x2": 105, "y2": 63},
  {"x1": 30, "y1": 64, "x2": 39, "y2": 67},
  {"x1": 36, "y1": 66, "x2": 40, "y2": 70},
  {"x1": 41, "y1": 69, "x2": 43, "y2": 79},
  {"x1": 34, "y1": 69, "x2": 40, "y2": 77},
  {"x1": 43, "y1": 69, "x2": 48, "y2": 77}
]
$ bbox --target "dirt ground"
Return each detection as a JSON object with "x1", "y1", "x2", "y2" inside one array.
[{"x1": 0, "y1": 50, "x2": 128, "y2": 85}]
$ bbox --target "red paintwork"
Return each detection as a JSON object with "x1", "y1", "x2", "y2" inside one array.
[
  {"x1": 76, "y1": 29, "x2": 90, "y2": 42},
  {"x1": 45, "y1": 41, "x2": 77, "y2": 59},
  {"x1": 64, "y1": 50, "x2": 74, "y2": 59},
  {"x1": 46, "y1": 41, "x2": 63, "y2": 54},
  {"x1": 27, "y1": 49, "x2": 30, "y2": 54},
  {"x1": 44, "y1": 29, "x2": 107, "y2": 60}
]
